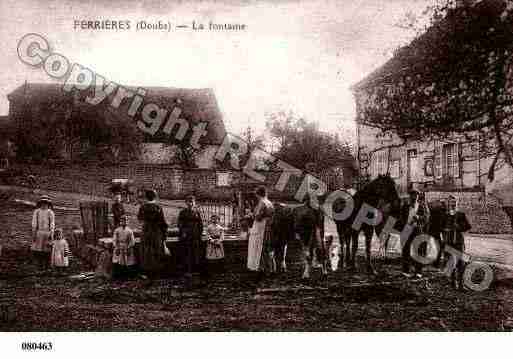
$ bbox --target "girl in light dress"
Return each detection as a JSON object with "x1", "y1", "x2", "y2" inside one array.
[
  {"x1": 112, "y1": 215, "x2": 136, "y2": 279},
  {"x1": 206, "y1": 215, "x2": 226, "y2": 274},
  {"x1": 31, "y1": 195, "x2": 55, "y2": 269},
  {"x1": 50, "y1": 228, "x2": 70, "y2": 269}
]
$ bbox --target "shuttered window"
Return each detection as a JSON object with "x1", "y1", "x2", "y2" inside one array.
[
  {"x1": 216, "y1": 172, "x2": 231, "y2": 187},
  {"x1": 372, "y1": 150, "x2": 388, "y2": 177},
  {"x1": 442, "y1": 143, "x2": 460, "y2": 178}
]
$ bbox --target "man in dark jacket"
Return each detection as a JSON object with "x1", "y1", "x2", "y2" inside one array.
[
  {"x1": 427, "y1": 199, "x2": 446, "y2": 268},
  {"x1": 443, "y1": 195, "x2": 471, "y2": 290}
]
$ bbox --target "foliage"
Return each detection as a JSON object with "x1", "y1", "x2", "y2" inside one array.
[
  {"x1": 172, "y1": 141, "x2": 198, "y2": 168},
  {"x1": 265, "y1": 110, "x2": 355, "y2": 174},
  {"x1": 357, "y1": 0, "x2": 513, "y2": 180},
  {"x1": 14, "y1": 100, "x2": 143, "y2": 162},
  {"x1": 238, "y1": 125, "x2": 267, "y2": 167}
]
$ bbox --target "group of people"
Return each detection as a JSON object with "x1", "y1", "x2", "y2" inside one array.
[
  {"x1": 29, "y1": 185, "x2": 472, "y2": 289},
  {"x1": 245, "y1": 187, "x2": 328, "y2": 281},
  {"x1": 111, "y1": 190, "x2": 226, "y2": 280},
  {"x1": 399, "y1": 189, "x2": 471, "y2": 289},
  {"x1": 30, "y1": 195, "x2": 69, "y2": 270},
  {"x1": 244, "y1": 186, "x2": 473, "y2": 289},
  {"x1": 29, "y1": 191, "x2": 227, "y2": 281}
]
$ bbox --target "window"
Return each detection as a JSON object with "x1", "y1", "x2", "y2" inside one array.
[
  {"x1": 424, "y1": 157, "x2": 434, "y2": 177},
  {"x1": 372, "y1": 150, "x2": 387, "y2": 176},
  {"x1": 442, "y1": 143, "x2": 459, "y2": 178},
  {"x1": 390, "y1": 160, "x2": 400, "y2": 178},
  {"x1": 407, "y1": 149, "x2": 419, "y2": 181},
  {"x1": 216, "y1": 172, "x2": 231, "y2": 187}
]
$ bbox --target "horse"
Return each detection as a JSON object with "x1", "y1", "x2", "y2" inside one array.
[
  {"x1": 292, "y1": 197, "x2": 329, "y2": 280},
  {"x1": 270, "y1": 202, "x2": 295, "y2": 273},
  {"x1": 271, "y1": 198, "x2": 329, "y2": 280},
  {"x1": 334, "y1": 174, "x2": 401, "y2": 274}
]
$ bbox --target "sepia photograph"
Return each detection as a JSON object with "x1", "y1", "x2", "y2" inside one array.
[{"x1": 0, "y1": 0, "x2": 512, "y2": 347}]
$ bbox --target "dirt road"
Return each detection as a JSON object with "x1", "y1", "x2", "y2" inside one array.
[{"x1": 1, "y1": 188, "x2": 512, "y2": 331}]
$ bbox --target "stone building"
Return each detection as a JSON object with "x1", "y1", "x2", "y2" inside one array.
[
  {"x1": 7, "y1": 82, "x2": 226, "y2": 167},
  {"x1": 352, "y1": 0, "x2": 513, "y2": 196},
  {"x1": 352, "y1": 0, "x2": 513, "y2": 232},
  {"x1": 5, "y1": 82, "x2": 356, "y2": 200}
]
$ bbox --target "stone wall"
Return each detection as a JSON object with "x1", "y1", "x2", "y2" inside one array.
[{"x1": 9, "y1": 161, "x2": 311, "y2": 201}]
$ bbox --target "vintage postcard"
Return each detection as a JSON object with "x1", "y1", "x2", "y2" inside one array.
[{"x1": 0, "y1": 0, "x2": 512, "y2": 352}]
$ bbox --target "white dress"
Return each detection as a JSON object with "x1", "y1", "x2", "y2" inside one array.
[
  {"x1": 247, "y1": 198, "x2": 273, "y2": 271},
  {"x1": 206, "y1": 223, "x2": 225, "y2": 260},
  {"x1": 112, "y1": 226, "x2": 136, "y2": 266},
  {"x1": 51, "y1": 239, "x2": 70, "y2": 267},
  {"x1": 31, "y1": 208, "x2": 55, "y2": 252}
]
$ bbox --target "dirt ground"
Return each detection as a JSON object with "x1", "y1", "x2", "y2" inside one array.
[{"x1": 1, "y1": 189, "x2": 513, "y2": 331}]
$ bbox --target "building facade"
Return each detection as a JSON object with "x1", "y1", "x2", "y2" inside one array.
[
  {"x1": 6, "y1": 83, "x2": 227, "y2": 167},
  {"x1": 353, "y1": 0, "x2": 512, "y2": 196},
  {"x1": 356, "y1": 120, "x2": 493, "y2": 194}
]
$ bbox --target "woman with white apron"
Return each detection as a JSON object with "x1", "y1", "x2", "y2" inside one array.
[
  {"x1": 31, "y1": 195, "x2": 55, "y2": 269},
  {"x1": 247, "y1": 186, "x2": 274, "y2": 279}
]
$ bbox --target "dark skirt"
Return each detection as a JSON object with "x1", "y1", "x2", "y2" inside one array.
[{"x1": 140, "y1": 224, "x2": 166, "y2": 275}]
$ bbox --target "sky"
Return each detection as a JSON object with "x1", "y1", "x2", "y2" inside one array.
[{"x1": 0, "y1": 0, "x2": 433, "y2": 139}]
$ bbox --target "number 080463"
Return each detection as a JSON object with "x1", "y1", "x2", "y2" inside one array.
[{"x1": 21, "y1": 342, "x2": 53, "y2": 351}]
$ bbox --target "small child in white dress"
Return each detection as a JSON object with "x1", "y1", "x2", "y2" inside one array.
[
  {"x1": 112, "y1": 215, "x2": 136, "y2": 279},
  {"x1": 50, "y1": 228, "x2": 70, "y2": 269},
  {"x1": 206, "y1": 215, "x2": 225, "y2": 274},
  {"x1": 326, "y1": 235, "x2": 341, "y2": 271}
]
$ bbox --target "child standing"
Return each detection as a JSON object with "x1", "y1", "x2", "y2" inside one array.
[
  {"x1": 50, "y1": 228, "x2": 70, "y2": 269},
  {"x1": 326, "y1": 235, "x2": 341, "y2": 272},
  {"x1": 112, "y1": 215, "x2": 136, "y2": 279},
  {"x1": 206, "y1": 215, "x2": 225, "y2": 274},
  {"x1": 31, "y1": 195, "x2": 55, "y2": 270}
]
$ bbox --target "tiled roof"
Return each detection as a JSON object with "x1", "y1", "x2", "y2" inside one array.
[{"x1": 7, "y1": 82, "x2": 226, "y2": 145}]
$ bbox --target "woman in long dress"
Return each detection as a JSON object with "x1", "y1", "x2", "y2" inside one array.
[
  {"x1": 137, "y1": 190, "x2": 168, "y2": 277},
  {"x1": 177, "y1": 195, "x2": 206, "y2": 277},
  {"x1": 247, "y1": 186, "x2": 274, "y2": 277},
  {"x1": 31, "y1": 195, "x2": 55, "y2": 269}
]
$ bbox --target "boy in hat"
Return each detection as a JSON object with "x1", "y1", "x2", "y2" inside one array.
[{"x1": 31, "y1": 195, "x2": 55, "y2": 269}]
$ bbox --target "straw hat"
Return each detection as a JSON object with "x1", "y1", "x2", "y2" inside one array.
[{"x1": 37, "y1": 195, "x2": 53, "y2": 208}]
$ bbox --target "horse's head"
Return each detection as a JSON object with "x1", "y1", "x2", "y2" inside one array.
[{"x1": 364, "y1": 174, "x2": 401, "y2": 216}]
